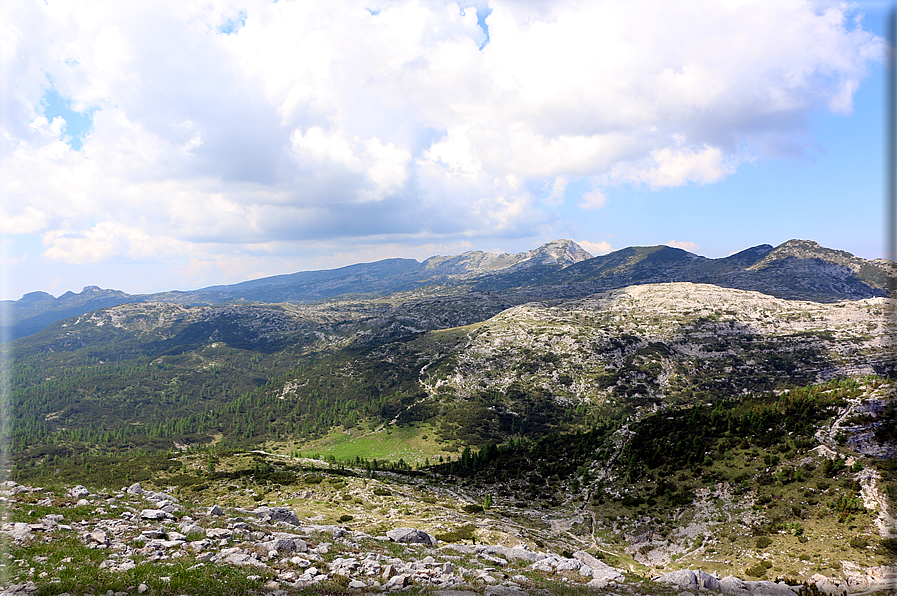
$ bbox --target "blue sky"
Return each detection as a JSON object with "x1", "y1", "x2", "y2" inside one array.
[{"x1": 0, "y1": 0, "x2": 891, "y2": 300}]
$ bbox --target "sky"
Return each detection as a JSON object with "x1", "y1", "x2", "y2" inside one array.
[{"x1": 0, "y1": 0, "x2": 892, "y2": 300}]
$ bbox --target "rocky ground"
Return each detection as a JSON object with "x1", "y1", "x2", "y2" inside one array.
[{"x1": 1, "y1": 471, "x2": 894, "y2": 596}]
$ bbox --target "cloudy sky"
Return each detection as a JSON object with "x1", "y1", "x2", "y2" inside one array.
[{"x1": 0, "y1": 0, "x2": 890, "y2": 300}]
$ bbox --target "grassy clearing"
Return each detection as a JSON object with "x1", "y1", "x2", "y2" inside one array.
[{"x1": 283, "y1": 424, "x2": 454, "y2": 466}]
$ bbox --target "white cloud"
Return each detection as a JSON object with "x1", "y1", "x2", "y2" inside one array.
[
  {"x1": 577, "y1": 240, "x2": 613, "y2": 256},
  {"x1": 579, "y1": 189, "x2": 607, "y2": 210},
  {"x1": 609, "y1": 145, "x2": 735, "y2": 189},
  {"x1": 543, "y1": 176, "x2": 567, "y2": 207},
  {"x1": 0, "y1": 0, "x2": 882, "y2": 268},
  {"x1": 667, "y1": 240, "x2": 701, "y2": 252}
]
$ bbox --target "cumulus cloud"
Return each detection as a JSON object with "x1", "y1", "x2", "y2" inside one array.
[
  {"x1": 579, "y1": 189, "x2": 608, "y2": 210},
  {"x1": 667, "y1": 240, "x2": 701, "y2": 252},
  {"x1": 577, "y1": 239, "x2": 613, "y2": 256},
  {"x1": 0, "y1": 0, "x2": 882, "y2": 272}
]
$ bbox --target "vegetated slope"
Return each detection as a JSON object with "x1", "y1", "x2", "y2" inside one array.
[{"x1": 9, "y1": 282, "x2": 894, "y2": 471}]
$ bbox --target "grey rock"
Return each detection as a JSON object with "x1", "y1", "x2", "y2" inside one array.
[
  {"x1": 205, "y1": 528, "x2": 232, "y2": 540},
  {"x1": 719, "y1": 576, "x2": 752, "y2": 596},
  {"x1": 303, "y1": 524, "x2": 347, "y2": 538},
  {"x1": 208, "y1": 505, "x2": 224, "y2": 516},
  {"x1": 744, "y1": 580, "x2": 800, "y2": 596},
  {"x1": 655, "y1": 570, "x2": 720, "y2": 592},
  {"x1": 89, "y1": 529, "x2": 108, "y2": 544},
  {"x1": 263, "y1": 537, "x2": 307, "y2": 553},
  {"x1": 139, "y1": 509, "x2": 169, "y2": 520},
  {"x1": 386, "y1": 527, "x2": 437, "y2": 547},
  {"x1": 69, "y1": 485, "x2": 91, "y2": 499},
  {"x1": 348, "y1": 580, "x2": 367, "y2": 589},
  {"x1": 127, "y1": 483, "x2": 145, "y2": 495},
  {"x1": 485, "y1": 587, "x2": 528, "y2": 596},
  {"x1": 384, "y1": 573, "x2": 410, "y2": 589},
  {"x1": 252, "y1": 506, "x2": 301, "y2": 526},
  {"x1": 572, "y1": 550, "x2": 625, "y2": 582}
]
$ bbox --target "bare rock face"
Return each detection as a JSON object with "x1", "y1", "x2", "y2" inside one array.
[{"x1": 386, "y1": 527, "x2": 437, "y2": 547}]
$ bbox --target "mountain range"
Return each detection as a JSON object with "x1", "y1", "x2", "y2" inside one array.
[{"x1": 4, "y1": 238, "x2": 895, "y2": 341}]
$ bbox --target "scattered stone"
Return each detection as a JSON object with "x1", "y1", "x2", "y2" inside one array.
[{"x1": 207, "y1": 505, "x2": 224, "y2": 516}]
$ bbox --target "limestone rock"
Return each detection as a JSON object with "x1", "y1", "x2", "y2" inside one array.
[
  {"x1": 485, "y1": 587, "x2": 528, "y2": 596},
  {"x1": 386, "y1": 527, "x2": 437, "y2": 547},
  {"x1": 139, "y1": 509, "x2": 169, "y2": 520},
  {"x1": 68, "y1": 485, "x2": 90, "y2": 499},
  {"x1": 252, "y1": 506, "x2": 301, "y2": 526}
]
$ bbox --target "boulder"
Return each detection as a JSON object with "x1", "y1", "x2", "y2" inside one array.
[
  {"x1": 69, "y1": 485, "x2": 91, "y2": 499},
  {"x1": 655, "y1": 569, "x2": 720, "y2": 591},
  {"x1": 744, "y1": 580, "x2": 800, "y2": 596},
  {"x1": 139, "y1": 509, "x2": 169, "y2": 520},
  {"x1": 264, "y1": 537, "x2": 308, "y2": 553},
  {"x1": 386, "y1": 527, "x2": 437, "y2": 547},
  {"x1": 485, "y1": 587, "x2": 528, "y2": 596},
  {"x1": 252, "y1": 506, "x2": 301, "y2": 526},
  {"x1": 719, "y1": 575, "x2": 752, "y2": 596}
]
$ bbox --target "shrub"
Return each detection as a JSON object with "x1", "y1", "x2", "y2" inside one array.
[
  {"x1": 879, "y1": 538, "x2": 897, "y2": 556},
  {"x1": 755, "y1": 536, "x2": 772, "y2": 549},
  {"x1": 745, "y1": 561, "x2": 773, "y2": 577}
]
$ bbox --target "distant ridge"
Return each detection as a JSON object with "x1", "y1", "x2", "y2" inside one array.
[{"x1": 3, "y1": 239, "x2": 894, "y2": 340}]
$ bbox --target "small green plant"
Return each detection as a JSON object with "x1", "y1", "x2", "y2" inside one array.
[
  {"x1": 483, "y1": 493, "x2": 493, "y2": 510},
  {"x1": 755, "y1": 536, "x2": 772, "y2": 549},
  {"x1": 849, "y1": 536, "x2": 868, "y2": 549}
]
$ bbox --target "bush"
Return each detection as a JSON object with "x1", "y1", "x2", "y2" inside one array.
[
  {"x1": 745, "y1": 561, "x2": 773, "y2": 578},
  {"x1": 337, "y1": 514, "x2": 353, "y2": 523},
  {"x1": 462, "y1": 503, "x2": 484, "y2": 513},
  {"x1": 849, "y1": 536, "x2": 868, "y2": 549},
  {"x1": 879, "y1": 538, "x2": 897, "y2": 555},
  {"x1": 755, "y1": 536, "x2": 772, "y2": 549}
]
